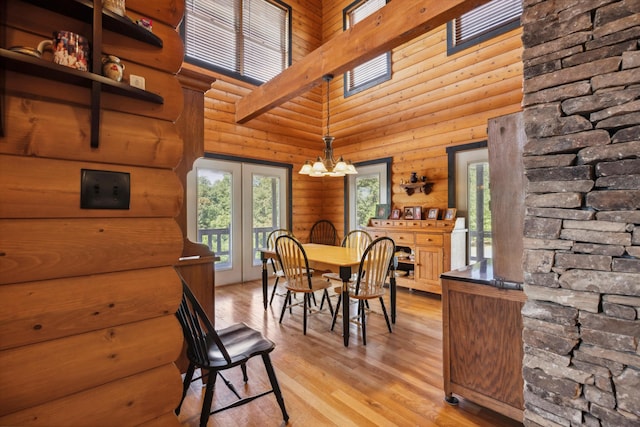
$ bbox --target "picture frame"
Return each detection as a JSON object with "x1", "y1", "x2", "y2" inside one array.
[
  {"x1": 403, "y1": 207, "x2": 414, "y2": 220},
  {"x1": 391, "y1": 208, "x2": 401, "y2": 219},
  {"x1": 427, "y1": 208, "x2": 439, "y2": 220},
  {"x1": 413, "y1": 206, "x2": 422, "y2": 220},
  {"x1": 375, "y1": 203, "x2": 390, "y2": 219},
  {"x1": 444, "y1": 208, "x2": 457, "y2": 220}
]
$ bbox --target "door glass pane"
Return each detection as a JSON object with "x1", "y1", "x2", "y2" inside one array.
[
  {"x1": 196, "y1": 168, "x2": 232, "y2": 269},
  {"x1": 355, "y1": 174, "x2": 380, "y2": 228},
  {"x1": 467, "y1": 161, "x2": 492, "y2": 262},
  {"x1": 252, "y1": 174, "x2": 280, "y2": 266}
]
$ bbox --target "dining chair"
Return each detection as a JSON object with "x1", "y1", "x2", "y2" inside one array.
[
  {"x1": 266, "y1": 228, "x2": 292, "y2": 306},
  {"x1": 275, "y1": 234, "x2": 334, "y2": 334},
  {"x1": 330, "y1": 236, "x2": 395, "y2": 345},
  {"x1": 175, "y1": 276, "x2": 289, "y2": 427},
  {"x1": 309, "y1": 219, "x2": 338, "y2": 246},
  {"x1": 322, "y1": 229, "x2": 372, "y2": 283}
]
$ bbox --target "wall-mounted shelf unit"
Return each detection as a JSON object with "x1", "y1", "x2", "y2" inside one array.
[
  {"x1": 1, "y1": 0, "x2": 164, "y2": 147},
  {"x1": 400, "y1": 181, "x2": 434, "y2": 196}
]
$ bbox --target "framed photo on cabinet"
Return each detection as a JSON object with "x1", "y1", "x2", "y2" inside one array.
[
  {"x1": 403, "y1": 207, "x2": 414, "y2": 220},
  {"x1": 375, "y1": 204, "x2": 390, "y2": 219},
  {"x1": 391, "y1": 209, "x2": 401, "y2": 219},
  {"x1": 413, "y1": 206, "x2": 422, "y2": 220},
  {"x1": 444, "y1": 208, "x2": 457, "y2": 220},
  {"x1": 427, "y1": 208, "x2": 439, "y2": 220}
]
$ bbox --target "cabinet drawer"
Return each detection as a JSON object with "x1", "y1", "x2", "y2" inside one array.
[
  {"x1": 387, "y1": 232, "x2": 415, "y2": 245},
  {"x1": 405, "y1": 220, "x2": 422, "y2": 227},
  {"x1": 416, "y1": 233, "x2": 443, "y2": 246},
  {"x1": 369, "y1": 230, "x2": 387, "y2": 240},
  {"x1": 370, "y1": 219, "x2": 383, "y2": 227}
]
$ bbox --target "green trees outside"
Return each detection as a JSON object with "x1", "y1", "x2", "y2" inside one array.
[
  {"x1": 467, "y1": 162, "x2": 492, "y2": 261},
  {"x1": 197, "y1": 172, "x2": 280, "y2": 263},
  {"x1": 355, "y1": 176, "x2": 380, "y2": 228}
]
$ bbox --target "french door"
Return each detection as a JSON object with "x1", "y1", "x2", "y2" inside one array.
[{"x1": 187, "y1": 158, "x2": 288, "y2": 285}]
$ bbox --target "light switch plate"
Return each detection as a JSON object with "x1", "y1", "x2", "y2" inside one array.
[{"x1": 80, "y1": 169, "x2": 130, "y2": 209}]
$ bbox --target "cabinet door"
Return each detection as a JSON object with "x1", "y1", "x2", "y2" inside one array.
[{"x1": 415, "y1": 245, "x2": 444, "y2": 290}]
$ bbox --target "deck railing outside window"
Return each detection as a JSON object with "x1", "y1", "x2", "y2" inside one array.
[{"x1": 197, "y1": 226, "x2": 275, "y2": 268}]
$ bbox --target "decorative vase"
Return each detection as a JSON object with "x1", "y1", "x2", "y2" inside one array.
[
  {"x1": 102, "y1": 55, "x2": 125, "y2": 82},
  {"x1": 410, "y1": 172, "x2": 418, "y2": 183}
]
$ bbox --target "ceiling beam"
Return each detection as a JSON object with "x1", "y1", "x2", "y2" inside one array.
[{"x1": 235, "y1": 0, "x2": 491, "y2": 124}]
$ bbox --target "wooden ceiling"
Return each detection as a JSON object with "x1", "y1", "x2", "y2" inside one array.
[{"x1": 235, "y1": 0, "x2": 491, "y2": 124}]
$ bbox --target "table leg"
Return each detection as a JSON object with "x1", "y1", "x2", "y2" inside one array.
[
  {"x1": 339, "y1": 266, "x2": 351, "y2": 347},
  {"x1": 390, "y1": 275, "x2": 396, "y2": 324},
  {"x1": 261, "y1": 254, "x2": 268, "y2": 310}
]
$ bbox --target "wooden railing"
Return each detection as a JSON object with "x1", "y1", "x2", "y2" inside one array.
[{"x1": 197, "y1": 226, "x2": 274, "y2": 267}]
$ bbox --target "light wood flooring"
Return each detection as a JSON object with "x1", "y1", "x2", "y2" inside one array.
[{"x1": 177, "y1": 280, "x2": 524, "y2": 427}]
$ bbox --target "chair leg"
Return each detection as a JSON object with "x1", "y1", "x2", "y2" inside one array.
[
  {"x1": 175, "y1": 362, "x2": 196, "y2": 415},
  {"x1": 323, "y1": 289, "x2": 334, "y2": 316},
  {"x1": 360, "y1": 300, "x2": 367, "y2": 346},
  {"x1": 331, "y1": 294, "x2": 342, "y2": 331},
  {"x1": 269, "y1": 277, "x2": 280, "y2": 306},
  {"x1": 380, "y1": 297, "x2": 392, "y2": 333},
  {"x1": 241, "y1": 362, "x2": 248, "y2": 382},
  {"x1": 262, "y1": 353, "x2": 290, "y2": 422},
  {"x1": 200, "y1": 369, "x2": 217, "y2": 427},
  {"x1": 303, "y1": 293, "x2": 309, "y2": 335},
  {"x1": 279, "y1": 290, "x2": 290, "y2": 324}
]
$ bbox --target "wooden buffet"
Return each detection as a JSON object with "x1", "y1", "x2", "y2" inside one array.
[{"x1": 366, "y1": 217, "x2": 466, "y2": 295}]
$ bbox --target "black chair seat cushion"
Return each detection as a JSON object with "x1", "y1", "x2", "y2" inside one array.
[{"x1": 198, "y1": 323, "x2": 275, "y2": 369}]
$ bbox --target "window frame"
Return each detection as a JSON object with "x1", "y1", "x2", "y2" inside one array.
[
  {"x1": 344, "y1": 157, "x2": 392, "y2": 231},
  {"x1": 446, "y1": 0, "x2": 522, "y2": 56},
  {"x1": 342, "y1": 0, "x2": 392, "y2": 97},
  {"x1": 181, "y1": 0, "x2": 293, "y2": 85}
]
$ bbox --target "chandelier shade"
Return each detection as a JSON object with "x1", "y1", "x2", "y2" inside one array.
[{"x1": 299, "y1": 75, "x2": 357, "y2": 177}]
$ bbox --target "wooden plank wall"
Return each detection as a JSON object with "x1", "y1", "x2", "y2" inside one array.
[
  {"x1": 0, "y1": 1, "x2": 186, "y2": 425},
  {"x1": 201, "y1": 0, "x2": 523, "y2": 240}
]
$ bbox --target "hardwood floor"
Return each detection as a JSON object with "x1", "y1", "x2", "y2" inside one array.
[{"x1": 177, "y1": 280, "x2": 524, "y2": 427}]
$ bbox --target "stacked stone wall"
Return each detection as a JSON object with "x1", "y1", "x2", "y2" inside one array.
[{"x1": 521, "y1": 0, "x2": 639, "y2": 426}]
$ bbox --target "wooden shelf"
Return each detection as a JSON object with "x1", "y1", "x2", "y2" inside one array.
[
  {"x1": 400, "y1": 181, "x2": 434, "y2": 195},
  {"x1": 21, "y1": 0, "x2": 163, "y2": 47},
  {"x1": 1, "y1": 0, "x2": 165, "y2": 147},
  {"x1": 0, "y1": 49, "x2": 164, "y2": 104}
]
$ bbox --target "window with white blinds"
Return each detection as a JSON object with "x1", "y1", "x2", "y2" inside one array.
[
  {"x1": 447, "y1": 0, "x2": 522, "y2": 55},
  {"x1": 183, "y1": 0, "x2": 291, "y2": 84},
  {"x1": 343, "y1": 0, "x2": 391, "y2": 97}
]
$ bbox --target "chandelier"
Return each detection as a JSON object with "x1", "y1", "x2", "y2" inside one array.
[{"x1": 299, "y1": 75, "x2": 358, "y2": 177}]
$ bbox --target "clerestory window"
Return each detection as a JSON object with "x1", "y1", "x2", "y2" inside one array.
[
  {"x1": 183, "y1": 0, "x2": 292, "y2": 85},
  {"x1": 447, "y1": 0, "x2": 522, "y2": 55},
  {"x1": 343, "y1": 0, "x2": 391, "y2": 97}
]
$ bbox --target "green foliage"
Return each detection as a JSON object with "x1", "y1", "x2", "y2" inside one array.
[
  {"x1": 252, "y1": 175, "x2": 280, "y2": 228},
  {"x1": 197, "y1": 174, "x2": 231, "y2": 229},
  {"x1": 356, "y1": 176, "x2": 380, "y2": 227}
]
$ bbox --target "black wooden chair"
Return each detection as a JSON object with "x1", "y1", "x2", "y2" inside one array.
[
  {"x1": 309, "y1": 219, "x2": 338, "y2": 246},
  {"x1": 175, "y1": 277, "x2": 289, "y2": 427}
]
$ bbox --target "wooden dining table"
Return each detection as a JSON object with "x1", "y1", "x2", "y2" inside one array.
[{"x1": 260, "y1": 243, "x2": 396, "y2": 347}]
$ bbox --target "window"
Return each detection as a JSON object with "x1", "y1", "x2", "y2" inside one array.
[
  {"x1": 347, "y1": 159, "x2": 392, "y2": 230},
  {"x1": 447, "y1": 0, "x2": 522, "y2": 55},
  {"x1": 447, "y1": 143, "x2": 491, "y2": 265},
  {"x1": 343, "y1": 0, "x2": 391, "y2": 97},
  {"x1": 183, "y1": 0, "x2": 292, "y2": 84}
]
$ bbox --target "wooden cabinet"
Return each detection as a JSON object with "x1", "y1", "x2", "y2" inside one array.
[
  {"x1": 441, "y1": 261, "x2": 526, "y2": 422},
  {"x1": 366, "y1": 218, "x2": 466, "y2": 295}
]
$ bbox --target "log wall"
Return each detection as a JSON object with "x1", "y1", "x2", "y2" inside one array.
[
  {"x1": 200, "y1": 0, "x2": 523, "y2": 240},
  {"x1": 0, "y1": 1, "x2": 185, "y2": 425}
]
